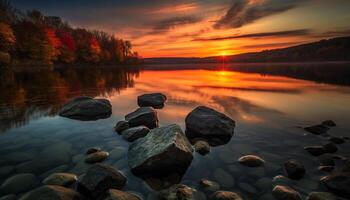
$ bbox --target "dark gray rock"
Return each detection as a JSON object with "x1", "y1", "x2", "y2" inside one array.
[
  {"x1": 86, "y1": 147, "x2": 101, "y2": 155},
  {"x1": 42, "y1": 173, "x2": 77, "y2": 187},
  {"x1": 125, "y1": 107, "x2": 158, "y2": 129},
  {"x1": 304, "y1": 125, "x2": 329, "y2": 135},
  {"x1": 322, "y1": 120, "x2": 336, "y2": 127},
  {"x1": 99, "y1": 189, "x2": 141, "y2": 200},
  {"x1": 19, "y1": 185, "x2": 84, "y2": 200},
  {"x1": 210, "y1": 191, "x2": 243, "y2": 200},
  {"x1": 185, "y1": 106, "x2": 235, "y2": 146},
  {"x1": 59, "y1": 96, "x2": 112, "y2": 121},
  {"x1": 0, "y1": 173, "x2": 37, "y2": 194},
  {"x1": 128, "y1": 124, "x2": 193, "y2": 176},
  {"x1": 121, "y1": 126, "x2": 150, "y2": 142},
  {"x1": 77, "y1": 163, "x2": 126, "y2": 199},
  {"x1": 85, "y1": 151, "x2": 109, "y2": 164},
  {"x1": 304, "y1": 146, "x2": 326, "y2": 156},
  {"x1": 284, "y1": 160, "x2": 305, "y2": 180},
  {"x1": 137, "y1": 93, "x2": 167, "y2": 109},
  {"x1": 329, "y1": 136, "x2": 345, "y2": 144},
  {"x1": 272, "y1": 185, "x2": 301, "y2": 200},
  {"x1": 321, "y1": 172, "x2": 350, "y2": 198},
  {"x1": 323, "y1": 143, "x2": 338, "y2": 153},
  {"x1": 114, "y1": 120, "x2": 129, "y2": 134},
  {"x1": 238, "y1": 155, "x2": 265, "y2": 167},
  {"x1": 194, "y1": 140, "x2": 210, "y2": 155}
]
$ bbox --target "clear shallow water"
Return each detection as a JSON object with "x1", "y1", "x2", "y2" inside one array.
[{"x1": 0, "y1": 66, "x2": 350, "y2": 199}]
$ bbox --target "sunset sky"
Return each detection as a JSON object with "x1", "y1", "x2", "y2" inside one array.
[{"x1": 12, "y1": 0, "x2": 350, "y2": 58}]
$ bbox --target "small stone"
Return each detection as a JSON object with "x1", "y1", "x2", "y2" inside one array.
[
  {"x1": 85, "y1": 151, "x2": 109, "y2": 163},
  {"x1": 210, "y1": 191, "x2": 243, "y2": 200},
  {"x1": 115, "y1": 120, "x2": 129, "y2": 133},
  {"x1": 137, "y1": 93, "x2": 167, "y2": 109},
  {"x1": 121, "y1": 126, "x2": 150, "y2": 142},
  {"x1": 213, "y1": 168, "x2": 234, "y2": 188},
  {"x1": 329, "y1": 136, "x2": 345, "y2": 144},
  {"x1": 323, "y1": 143, "x2": 338, "y2": 153},
  {"x1": 284, "y1": 159, "x2": 305, "y2": 180},
  {"x1": 194, "y1": 140, "x2": 210, "y2": 155},
  {"x1": 318, "y1": 166, "x2": 334, "y2": 172},
  {"x1": 77, "y1": 163, "x2": 127, "y2": 199},
  {"x1": 322, "y1": 120, "x2": 336, "y2": 127},
  {"x1": 0, "y1": 173, "x2": 37, "y2": 194},
  {"x1": 272, "y1": 185, "x2": 301, "y2": 200},
  {"x1": 304, "y1": 146, "x2": 326, "y2": 156},
  {"x1": 320, "y1": 172, "x2": 350, "y2": 198},
  {"x1": 125, "y1": 107, "x2": 159, "y2": 129},
  {"x1": 159, "y1": 184, "x2": 195, "y2": 200},
  {"x1": 238, "y1": 155, "x2": 265, "y2": 167},
  {"x1": 19, "y1": 185, "x2": 84, "y2": 200},
  {"x1": 86, "y1": 147, "x2": 101, "y2": 154},
  {"x1": 307, "y1": 192, "x2": 337, "y2": 200},
  {"x1": 304, "y1": 125, "x2": 329, "y2": 135},
  {"x1": 100, "y1": 189, "x2": 141, "y2": 200},
  {"x1": 199, "y1": 179, "x2": 220, "y2": 191},
  {"x1": 43, "y1": 173, "x2": 77, "y2": 187}
]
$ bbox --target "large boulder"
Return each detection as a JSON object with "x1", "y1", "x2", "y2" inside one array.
[
  {"x1": 137, "y1": 93, "x2": 167, "y2": 109},
  {"x1": 19, "y1": 185, "x2": 84, "y2": 200},
  {"x1": 128, "y1": 124, "x2": 193, "y2": 176},
  {"x1": 185, "y1": 106, "x2": 235, "y2": 146},
  {"x1": 321, "y1": 172, "x2": 350, "y2": 198},
  {"x1": 76, "y1": 164, "x2": 127, "y2": 199},
  {"x1": 59, "y1": 97, "x2": 112, "y2": 121},
  {"x1": 125, "y1": 107, "x2": 158, "y2": 129}
]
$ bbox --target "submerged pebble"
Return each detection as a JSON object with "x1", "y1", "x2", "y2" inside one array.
[
  {"x1": 272, "y1": 185, "x2": 301, "y2": 200},
  {"x1": 238, "y1": 155, "x2": 265, "y2": 167},
  {"x1": 85, "y1": 151, "x2": 109, "y2": 163},
  {"x1": 194, "y1": 140, "x2": 210, "y2": 155},
  {"x1": 0, "y1": 173, "x2": 37, "y2": 194},
  {"x1": 42, "y1": 173, "x2": 77, "y2": 187}
]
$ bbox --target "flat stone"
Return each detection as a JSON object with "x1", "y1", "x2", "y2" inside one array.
[
  {"x1": 284, "y1": 159, "x2": 305, "y2": 180},
  {"x1": 272, "y1": 185, "x2": 301, "y2": 200},
  {"x1": 322, "y1": 120, "x2": 336, "y2": 127},
  {"x1": 194, "y1": 140, "x2": 210, "y2": 155},
  {"x1": 128, "y1": 124, "x2": 193, "y2": 176},
  {"x1": 125, "y1": 107, "x2": 159, "y2": 129},
  {"x1": 114, "y1": 120, "x2": 129, "y2": 134},
  {"x1": 304, "y1": 146, "x2": 326, "y2": 156},
  {"x1": 329, "y1": 136, "x2": 345, "y2": 144},
  {"x1": 121, "y1": 126, "x2": 150, "y2": 142},
  {"x1": 137, "y1": 93, "x2": 167, "y2": 109},
  {"x1": 43, "y1": 173, "x2": 77, "y2": 187},
  {"x1": 320, "y1": 172, "x2": 350, "y2": 198},
  {"x1": 323, "y1": 143, "x2": 338, "y2": 153},
  {"x1": 210, "y1": 191, "x2": 243, "y2": 200},
  {"x1": 77, "y1": 163, "x2": 127, "y2": 199},
  {"x1": 99, "y1": 189, "x2": 141, "y2": 200},
  {"x1": 0, "y1": 173, "x2": 37, "y2": 194},
  {"x1": 59, "y1": 96, "x2": 112, "y2": 121},
  {"x1": 304, "y1": 125, "x2": 329, "y2": 135},
  {"x1": 238, "y1": 155, "x2": 265, "y2": 167},
  {"x1": 213, "y1": 168, "x2": 234, "y2": 188},
  {"x1": 185, "y1": 106, "x2": 235, "y2": 146},
  {"x1": 307, "y1": 192, "x2": 337, "y2": 200},
  {"x1": 19, "y1": 185, "x2": 84, "y2": 200},
  {"x1": 85, "y1": 151, "x2": 109, "y2": 163}
]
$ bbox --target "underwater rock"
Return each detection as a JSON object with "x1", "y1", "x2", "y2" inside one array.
[
  {"x1": 125, "y1": 107, "x2": 159, "y2": 129},
  {"x1": 99, "y1": 189, "x2": 141, "y2": 200},
  {"x1": 321, "y1": 172, "x2": 350, "y2": 198},
  {"x1": 128, "y1": 124, "x2": 193, "y2": 176},
  {"x1": 0, "y1": 173, "x2": 37, "y2": 194},
  {"x1": 85, "y1": 151, "x2": 109, "y2": 164},
  {"x1": 210, "y1": 191, "x2": 243, "y2": 200},
  {"x1": 238, "y1": 155, "x2": 265, "y2": 167},
  {"x1": 42, "y1": 173, "x2": 77, "y2": 187},
  {"x1": 59, "y1": 96, "x2": 112, "y2": 121},
  {"x1": 114, "y1": 120, "x2": 129, "y2": 134},
  {"x1": 19, "y1": 185, "x2": 84, "y2": 200},
  {"x1": 77, "y1": 163, "x2": 127, "y2": 199},
  {"x1": 304, "y1": 146, "x2": 326, "y2": 156},
  {"x1": 137, "y1": 93, "x2": 167, "y2": 109},
  {"x1": 284, "y1": 159, "x2": 305, "y2": 180},
  {"x1": 304, "y1": 125, "x2": 329, "y2": 135},
  {"x1": 194, "y1": 140, "x2": 210, "y2": 155},
  {"x1": 121, "y1": 126, "x2": 150, "y2": 142},
  {"x1": 272, "y1": 185, "x2": 301, "y2": 200},
  {"x1": 185, "y1": 106, "x2": 235, "y2": 146}
]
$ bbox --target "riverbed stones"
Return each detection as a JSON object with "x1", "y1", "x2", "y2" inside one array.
[
  {"x1": 185, "y1": 106, "x2": 235, "y2": 146},
  {"x1": 238, "y1": 155, "x2": 265, "y2": 167},
  {"x1": 322, "y1": 120, "x2": 336, "y2": 127},
  {"x1": 19, "y1": 185, "x2": 84, "y2": 200},
  {"x1": 304, "y1": 125, "x2": 329, "y2": 135},
  {"x1": 323, "y1": 143, "x2": 338, "y2": 153},
  {"x1": 320, "y1": 172, "x2": 350, "y2": 198},
  {"x1": 125, "y1": 107, "x2": 158, "y2": 129},
  {"x1": 128, "y1": 124, "x2": 193, "y2": 176},
  {"x1": 0, "y1": 173, "x2": 37, "y2": 194},
  {"x1": 100, "y1": 189, "x2": 141, "y2": 200},
  {"x1": 59, "y1": 96, "x2": 112, "y2": 120},
  {"x1": 284, "y1": 159, "x2": 305, "y2": 180},
  {"x1": 114, "y1": 120, "x2": 129, "y2": 134},
  {"x1": 194, "y1": 140, "x2": 210, "y2": 155},
  {"x1": 213, "y1": 168, "x2": 234, "y2": 188},
  {"x1": 121, "y1": 126, "x2": 150, "y2": 142},
  {"x1": 42, "y1": 173, "x2": 77, "y2": 187},
  {"x1": 85, "y1": 151, "x2": 109, "y2": 163},
  {"x1": 304, "y1": 146, "x2": 326, "y2": 156},
  {"x1": 137, "y1": 93, "x2": 167, "y2": 109},
  {"x1": 329, "y1": 136, "x2": 345, "y2": 144},
  {"x1": 77, "y1": 163, "x2": 127, "y2": 198},
  {"x1": 307, "y1": 192, "x2": 337, "y2": 200},
  {"x1": 272, "y1": 185, "x2": 301, "y2": 200},
  {"x1": 210, "y1": 191, "x2": 243, "y2": 200}
]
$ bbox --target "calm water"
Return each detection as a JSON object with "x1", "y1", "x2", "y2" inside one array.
[{"x1": 0, "y1": 65, "x2": 350, "y2": 199}]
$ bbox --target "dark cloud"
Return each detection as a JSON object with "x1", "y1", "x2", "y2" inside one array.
[
  {"x1": 214, "y1": 0, "x2": 303, "y2": 29},
  {"x1": 241, "y1": 41, "x2": 302, "y2": 49},
  {"x1": 193, "y1": 29, "x2": 311, "y2": 41},
  {"x1": 151, "y1": 15, "x2": 202, "y2": 34}
]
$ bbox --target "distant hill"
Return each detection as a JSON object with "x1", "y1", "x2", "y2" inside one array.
[{"x1": 144, "y1": 36, "x2": 350, "y2": 63}]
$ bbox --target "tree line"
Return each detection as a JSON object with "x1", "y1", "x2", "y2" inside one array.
[{"x1": 0, "y1": 0, "x2": 139, "y2": 66}]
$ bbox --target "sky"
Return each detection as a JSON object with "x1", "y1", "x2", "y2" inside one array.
[{"x1": 12, "y1": 0, "x2": 350, "y2": 58}]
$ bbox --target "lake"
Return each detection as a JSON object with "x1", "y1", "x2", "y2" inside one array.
[{"x1": 0, "y1": 64, "x2": 350, "y2": 199}]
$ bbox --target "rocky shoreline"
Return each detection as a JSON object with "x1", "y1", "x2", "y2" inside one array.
[{"x1": 0, "y1": 94, "x2": 349, "y2": 200}]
